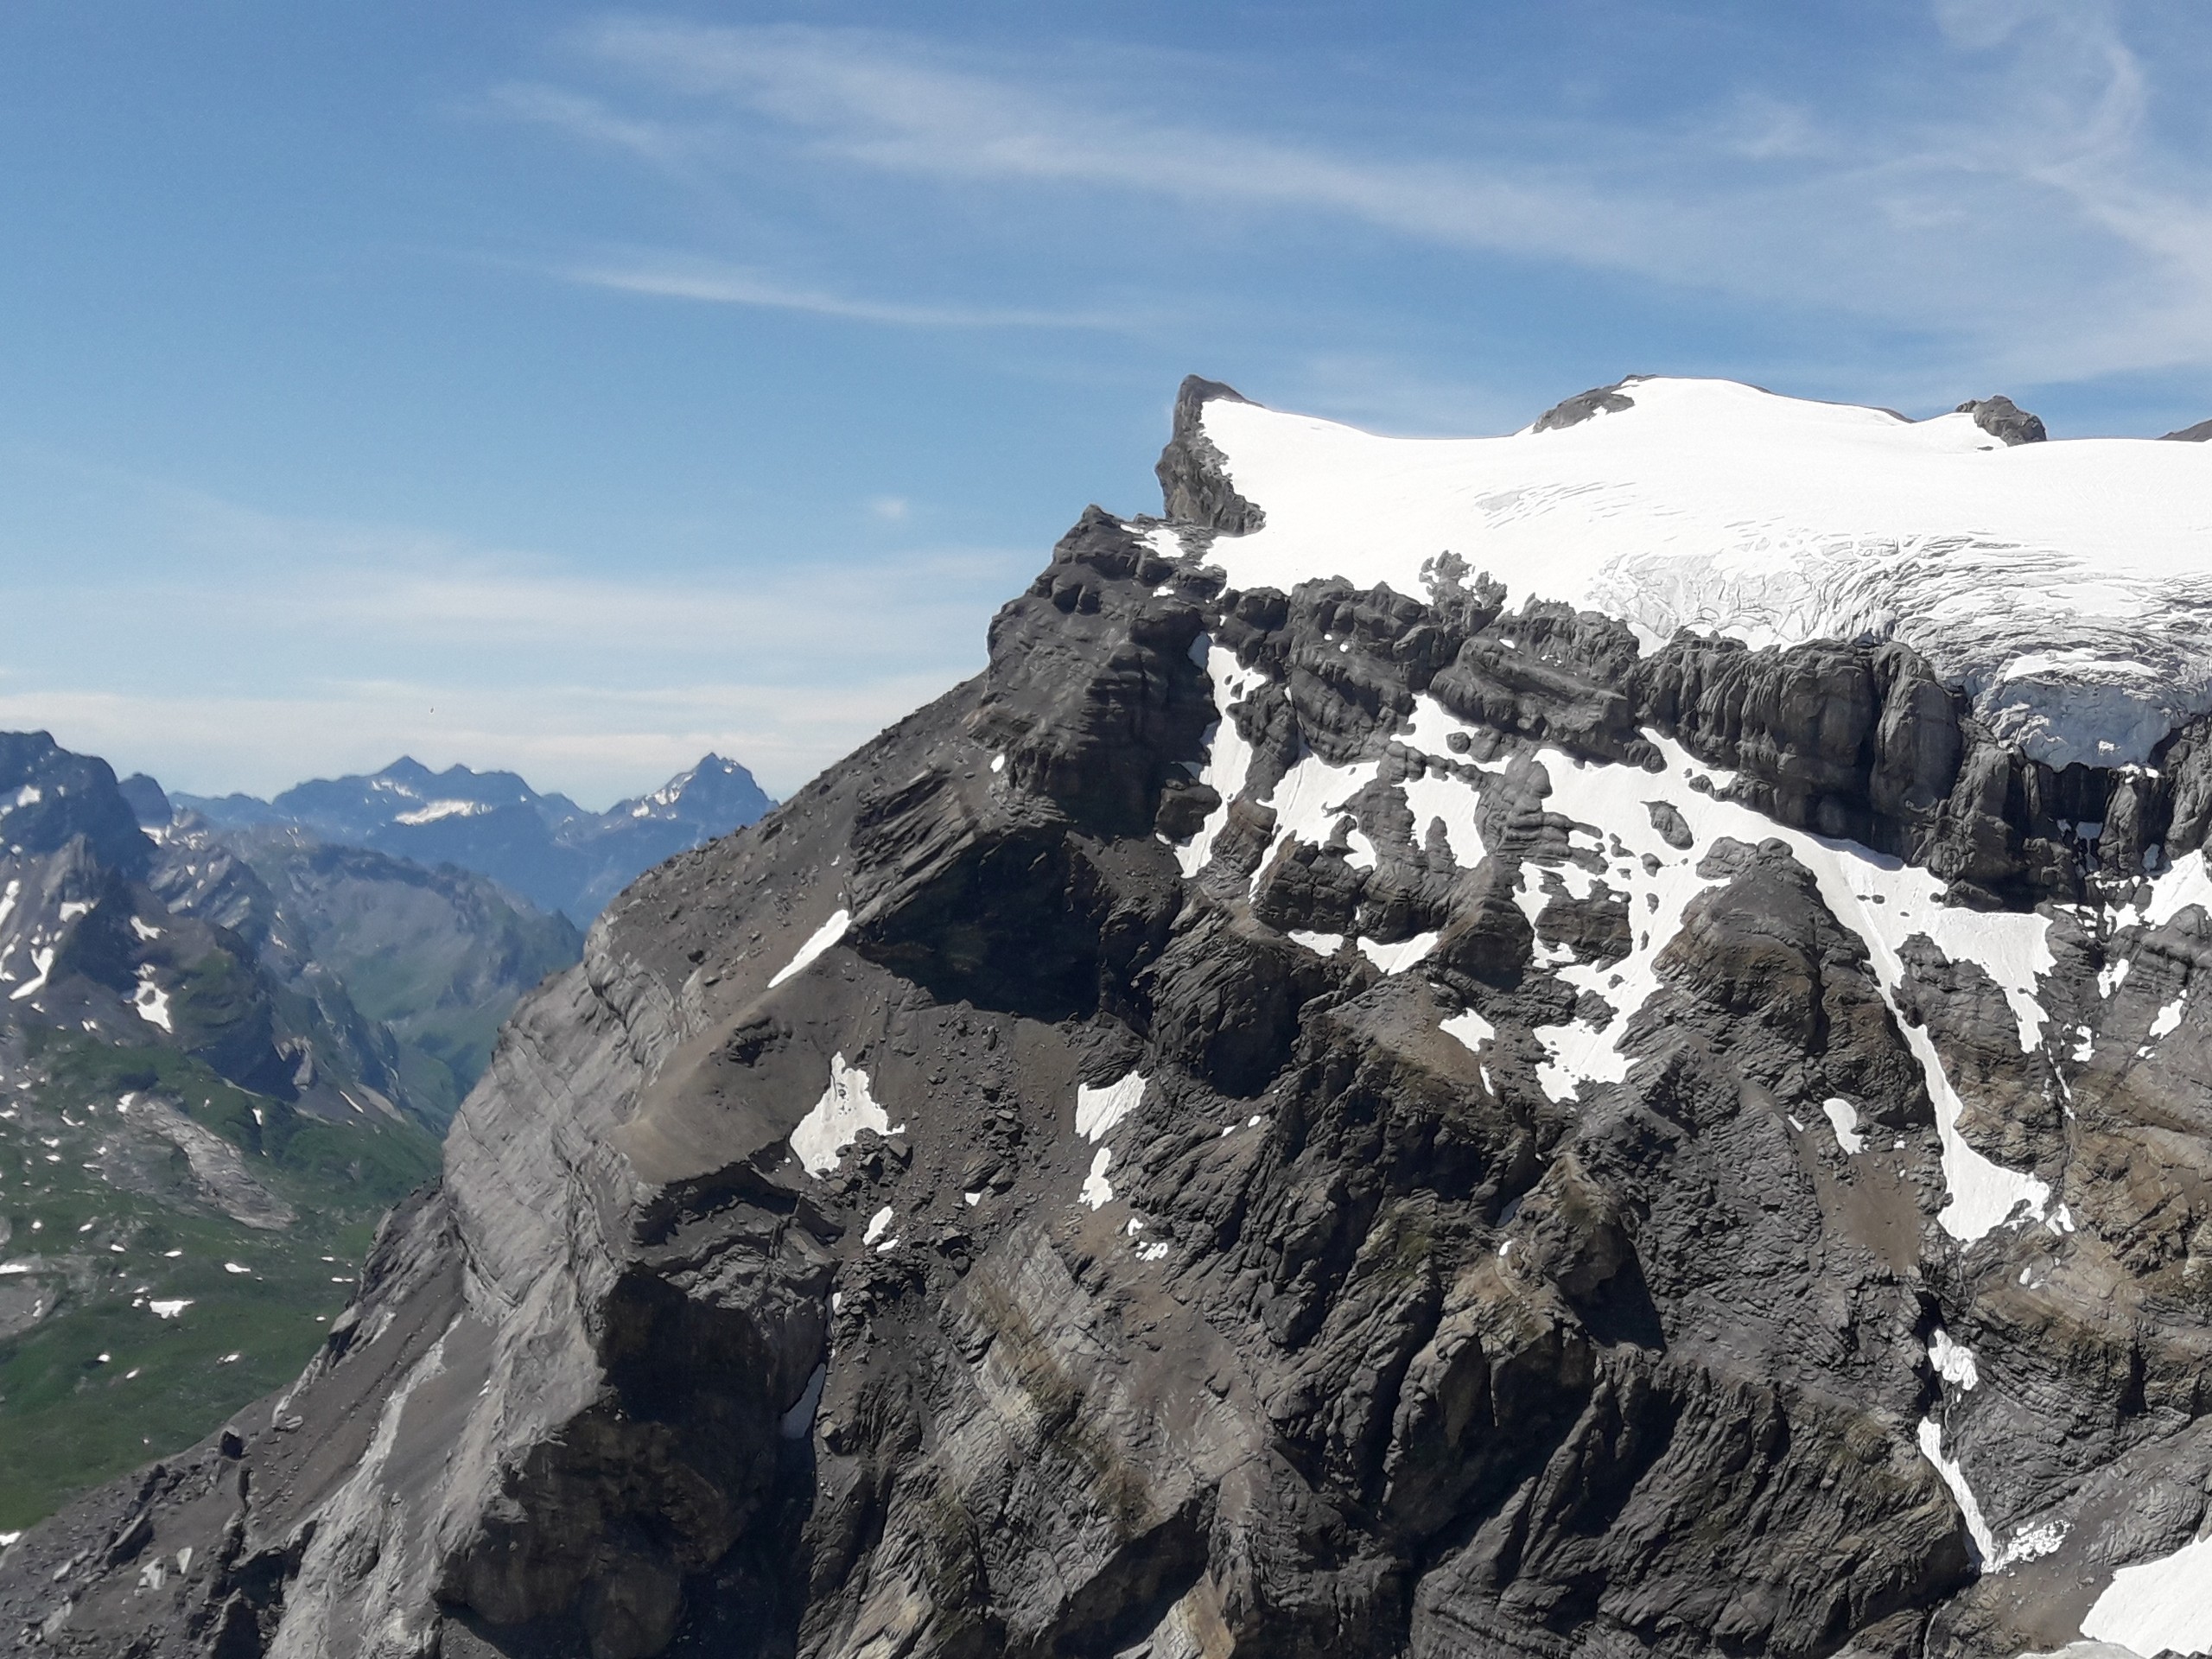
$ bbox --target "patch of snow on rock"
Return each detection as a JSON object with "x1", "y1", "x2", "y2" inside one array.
[
  {"x1": 1992, "y1": 1519, "x2": 2067, "y2": 1571},
  {"x1": 1174, "y1": 641, "x2": 1262, "y2": 878},
  {"x1": 1401, "y1": 766, "x2": 1488, "y2": 868},
  {"x1": 779, "y1": 1364, "x2": 826, "y2": 1439},
  {"x1": 2130, "y1": 848, "x2": 2212, "y2": 931},
  {"x1": 1250, "y1": 749, "x2": 1380, "y2": 895},
  {"x1": 131, "y1": 969, "x2": 172, "y2": 1032},
  {"x1": 769, "y1": 908, "x2": 851, "y2": 988},
  {"x1": 791, "y1": 1053, "x2": 899, "y2": 1177},
  {"x1": 392, "y1": 799, "x2": 492, "y2": 826},
  {"x1": 1929, "y1": 1327, "x2": 1980, "y2": 1391},
  {"x1": 1440, "y1": 1009, "x2": 1494, "y2": 1052},
  {"x1": 2080, "y1": 1530, "x2": 2212, "y2": 1656},
  {"x1": 1822, "y1": 1097, "x2": 1866, "y2": 1154},
  {"x1": 9, "y1": 947, "x2": 54, "y2": 1001},
  {"x1": 1917, "y1": 1417, "x2": 1999, "y2": 1564},
  {"x1": 1080, "y1": 1147, "x2": 1114, "y2": 1210},
  {"x1": 1076, "y1": 1072, "x2": 1146, "y2": 1143},
  {"x1": 1533, "y1": 1018, "x2": 1630, "y2": 1104},
  {"x1": 1357, "y1": 931, "x2": 1440, "y2": 974}
]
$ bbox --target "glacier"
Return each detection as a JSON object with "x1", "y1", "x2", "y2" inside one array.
[{"x1": 1197, "y1": 376, "x2": 2212, "y2": 768}]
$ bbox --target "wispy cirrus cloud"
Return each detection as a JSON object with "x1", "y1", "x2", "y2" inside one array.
[
  {"x1": 558, "y1": 252, "x2": 1142, "y2": 330},
  {"x1": 527, "y1": 21, "x2": 1642, "y2": 269},
  {"x1": 484, "y1": 82, "x2": 696, "y2": 166},
  {"x1": 488, "y1": 7, "x2": 2212, "y2": 386}
]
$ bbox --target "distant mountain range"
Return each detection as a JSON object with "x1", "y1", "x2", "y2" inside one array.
[
  {"x1": 0, "y1": 736, "x2": 769, "y2": 1529},
  {"x1": 146, "y1": 817, "x2": 582, "y2": 1127},
  {"x1": 172, "y1": 753, "x2": 773, "y2": 925},
  {"x1": 0, "y1": 731, "x2": 445, "y2": 1528}
]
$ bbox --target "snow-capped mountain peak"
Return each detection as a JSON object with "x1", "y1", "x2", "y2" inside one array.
[
  {"x1": 1194, "y1": 375, "x2": 2212, "y2": 768},
  {"x1": 610, "y1": 753, "x2": 770, "y2": 828}
]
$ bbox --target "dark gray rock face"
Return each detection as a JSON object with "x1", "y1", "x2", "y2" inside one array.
[
  {"x1": 1955, "y1": 396, "x2": 2048, "y2": 445},
  {"x1": 118, "y1": 771, "x2": 172, "y2": 829},
  {"x1": 0, "y1": 731, "x2": 156, "y2": 880},
  {"x1": 7, "y1": 393, "x2": 2210, "y2": 1659},
  {"x1": 1532, "y1": 378, "x2": 1639, "y2": 431},
  {"x1": 2160, "y1": 417, "x2": 2212, "y2": 442},
  {"x1": 1154, "y1": 375, "x2": 1266, "y2": 535}
]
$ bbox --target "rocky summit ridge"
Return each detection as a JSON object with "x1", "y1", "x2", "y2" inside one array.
[{"x1": 4, "y1": 378, "x2": 2212, "y2": 1659}]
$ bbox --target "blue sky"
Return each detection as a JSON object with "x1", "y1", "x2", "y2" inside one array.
[{"x1": 3, "y1": 1, "x2": 2210, "y2": 804}]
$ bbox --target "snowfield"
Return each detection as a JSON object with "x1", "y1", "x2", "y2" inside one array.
[{"x1": 1198, "y1": 377, "x2": 2212, "y2": 768}]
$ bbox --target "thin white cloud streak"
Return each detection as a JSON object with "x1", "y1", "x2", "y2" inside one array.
[
  {"x1": 481, "y1": 82, "x2": 697, "y2": 166},
  {"x1": 569, "y1": 23, "x2": 1637, "y2": 266},
  {"x1": 561, "y1": 255, "x2": 1138, "y2": 330},
  {"x1": 525, "y1": 10, "x2": 2212, "y2": 383}
]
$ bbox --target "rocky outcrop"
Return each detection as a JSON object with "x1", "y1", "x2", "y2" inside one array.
[
  {"x1": 1154, "y1": 375, "x2": 1265, "y2": 535},
  {"x1": 1532, "y1": 378, "x2": 1639, "y2": 431},
  {"x1": 117, "y1": 771, "x2": 172, "y2": 829},
  {"x1": 2160, "y1": 418, "x2": 2212, "y2": 442},
  {"x1": 0, "y1": 732, "x2": 156, "y2": 880},
  {"x1": 1956, "y1": 396, "x2": 2048, "y2": 445},
  {"x1": 7, "y1": 384, "x2": 2210, "y2": 1659}
]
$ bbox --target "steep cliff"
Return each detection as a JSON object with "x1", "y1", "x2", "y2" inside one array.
[{"x1": 5, "y1": 378, "x2": 2209, "y2": 1659}]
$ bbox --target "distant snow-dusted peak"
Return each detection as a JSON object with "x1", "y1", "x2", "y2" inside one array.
[
  {"x1": 1195, "y1": 376, "x2": 2212, "y2": 767},
  {"x1": 612, "y1": 754, "x2": 771, "y2": 828}
]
